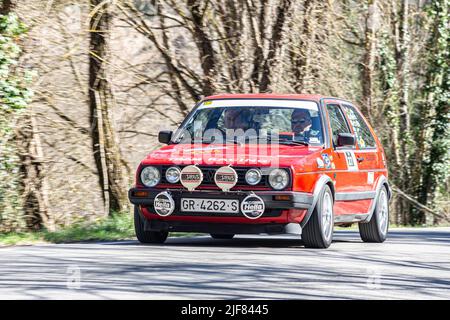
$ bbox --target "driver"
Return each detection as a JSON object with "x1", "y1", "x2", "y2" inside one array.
[
  {"x1": 223, "y1": 108, "x2": 251, "y2": 131},
  {"x1": 291, "y1": 109, "x2": 319, "y2": 142}
]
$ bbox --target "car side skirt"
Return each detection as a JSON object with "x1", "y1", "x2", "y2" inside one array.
[
  {"x1": 300, "y1": 175, "x2": 390, "y2": 226},
  {"x1": 335, "y1": 213, "x2": 369, "y2": 223},
  {"x1": 335, "y1": 191, "x2": 376, "y2": 201}
]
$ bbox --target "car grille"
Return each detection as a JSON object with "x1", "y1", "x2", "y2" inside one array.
[
  {"x1": 158, "y1": 165, "x2": 273, "y2": 190},
  {"x1": 161, "y1": 166, "x2": 270, "y2": 189}
]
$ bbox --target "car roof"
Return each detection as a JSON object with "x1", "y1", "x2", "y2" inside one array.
[{"x1": 203, "y1": 93, "x2": 347, "y2": 103}]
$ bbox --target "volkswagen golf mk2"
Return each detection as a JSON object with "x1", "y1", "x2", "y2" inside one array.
[{"x1": 129, "y1": 94, "x2": 391, "y2": 248}]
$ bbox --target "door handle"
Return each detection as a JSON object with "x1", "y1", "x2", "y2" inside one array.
[{"x1": 357, "y1": 157, "x2": 364, "y2": 163}]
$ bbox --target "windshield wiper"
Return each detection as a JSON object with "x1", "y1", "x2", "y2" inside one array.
[
  {"x1": 262, "y1": 136, "x2": 309, "y2": 146},
  {"x1": 200, "y1": 138, "x2": 240, "y2": 145},
  {"x1": 189, "y1": 136, "x2": 308, "y2": 146},
  {"x1": 279, "y1": 139, "x2": 309, "y2": 146}
]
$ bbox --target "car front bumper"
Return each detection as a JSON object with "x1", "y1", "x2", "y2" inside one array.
[
  {"x1": 129, "y1": 187, "x2": 313, "y2": 211},
  {"x1": 129, "y1": 187, "x2": 313, "y2": 228}
]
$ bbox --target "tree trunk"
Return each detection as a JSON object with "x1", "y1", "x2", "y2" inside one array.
[
  {"x1": 361, "y1": 0, "x2": 379, "y2": 118},
  {"x1": 3, "y1": 0, "x2": 52, "y2": 231},
  {"x1": 246, "y1": 0, "x2": 266, "y2": 91},
  {"x1": 15, "y1": 111, "x2": 53, "y2": 231},
  {"x1": 0, "y1": 0, "x2": 13, "y2": 15},
  {"x1": 392, "y1": 0, "x2": 412, "y2": 224},
  {"x1": 291, "y1": 0, "x2": 314, "y2": 93},
  {"x1": 89, "y1": 0, "x2": 129, "y2": 214},
  {"x1": 259, "y1": 0, "x2": 292, "y2": 92},
  {"x1": 187, "y1": 0, "x2": 217, "y2": 96}
]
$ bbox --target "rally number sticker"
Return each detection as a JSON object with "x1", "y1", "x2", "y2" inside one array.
[{"x1": 344, "y1": 151, "x2": 358, "y2": 171}]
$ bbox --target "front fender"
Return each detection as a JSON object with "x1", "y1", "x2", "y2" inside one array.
[{"x1": 300, "y1": 174, "x2": 333, "y2": 228}]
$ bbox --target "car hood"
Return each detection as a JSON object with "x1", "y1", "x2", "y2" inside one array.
[{"x1": 141, "y1": 143, "x2": 321, "y2": 167}]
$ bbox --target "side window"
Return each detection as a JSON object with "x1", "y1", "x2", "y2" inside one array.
[
  {"x1": 342, "y1": 104, "x2": 376, "y2": 149},
  {"x1": 326, "y1": 104, "x2": 351, "y2": 147}
]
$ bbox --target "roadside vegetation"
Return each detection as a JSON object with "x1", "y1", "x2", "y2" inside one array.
[
  {"x1": 0, "y1": 213, "x2": 200, "y2": 246},
  {"x1": 0, "y1": 213, "x2": 135, "y2": 245}
]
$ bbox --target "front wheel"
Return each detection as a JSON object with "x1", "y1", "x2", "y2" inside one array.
[
  {"x1": 359, "y1": 186, "x2": 389, "y2": 243},
  {"x1": 134, "y1": 206, "x2": 168, "y2": 244},
  {"x1": 302, "y1": 185, "x2": 334, "y2": 248}
]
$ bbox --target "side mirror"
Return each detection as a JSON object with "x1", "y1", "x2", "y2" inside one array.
[
  {"x1": 337, "y1": 133, "x2": 356, "y2": 147},
  {"x1": 158, "y1": 130, "x2": 172, "y2": 144}
]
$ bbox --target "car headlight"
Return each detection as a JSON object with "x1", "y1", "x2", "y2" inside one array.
[
  {"x1": 268, "y1": 168, "x2": 289, "y2": 190},
  {"x1": 245, "y1": 168, "x2": 262, "y2": 185},
  {"x1": 140, "y1": 166, "x2": 160, "y2": 187},
  {"x1": 165, "y1": 166, "x2": 181, "y2": 183}
]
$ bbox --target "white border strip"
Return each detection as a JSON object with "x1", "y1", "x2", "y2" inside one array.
[{"x1": 198, "y1": 99, "x2": 319, "y2": 110}]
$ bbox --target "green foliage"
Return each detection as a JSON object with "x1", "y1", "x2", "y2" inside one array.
[
  {"x1": 378, "y1": 33, "x2": 400, "y2": 127},
  {"x1": 377, "y1": 32, "x2": 403, "y2": 189},
  {"x1": 420, "y1": 0, "x2": 450, "y2": 205},
  {"x1": 42, "y1": 213, "x2": 135, "y2": 243},
  {"x1": 0, "y1": 213, "x2": 135, "y2": 245},
  {"x1": 0, "y1": 13, "x2": 33, "y2": 232},
  {"x1": 0, "y1": 13, "x2": 31, "y2": 112},
  {"x1": 0, "y1": 230, "x2": 44, "y2": 245},
  {"x1": 0, "y1": 212, "x2": 199, "y2": 245}
]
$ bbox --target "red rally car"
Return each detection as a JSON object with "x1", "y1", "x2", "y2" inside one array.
[{"x1": 129, "y1": 94, "x2": 391, "y2": 248}]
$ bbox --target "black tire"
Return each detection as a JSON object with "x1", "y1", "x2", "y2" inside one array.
[
  {"x1": 302, "y1": 185, "x2": 334, "y2": 249},
  {"x1": 134, "y1": 206, "x2": 168, "y2": 244},
  {"x1": 359, "y1": 186, "x2": 389, "y2": 243},
  {"x1": 210, "y1": 234, "x2": 235, "y2": 240}
]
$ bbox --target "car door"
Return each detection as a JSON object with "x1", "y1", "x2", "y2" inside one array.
[
  {"x1": 324, "y1": 103, "x2": 363, "y2": 193},
  {"x1": 325, "y1": 102, "x2": 376, "y2": 217},
  {"x1": 341, "y1": 104, "x2": 379, "y2": 192}
]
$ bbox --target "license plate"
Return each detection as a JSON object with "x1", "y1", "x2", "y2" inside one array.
[{"x1": 180, "y1": 198, "x2": 239, "y2": 213}]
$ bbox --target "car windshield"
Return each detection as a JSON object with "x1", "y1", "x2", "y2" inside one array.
[{"x1": 172, "y1": 99, "x2": 324, "y2": 146}]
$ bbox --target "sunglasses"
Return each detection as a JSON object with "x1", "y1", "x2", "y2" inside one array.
[{"x1": 292, "y1": 118, "x2": 308, "y2": 124}]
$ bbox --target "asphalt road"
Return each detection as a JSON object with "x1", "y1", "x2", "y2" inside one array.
[{"x1": 0, "y1": 228, "x2": 449, "y2": 299}]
